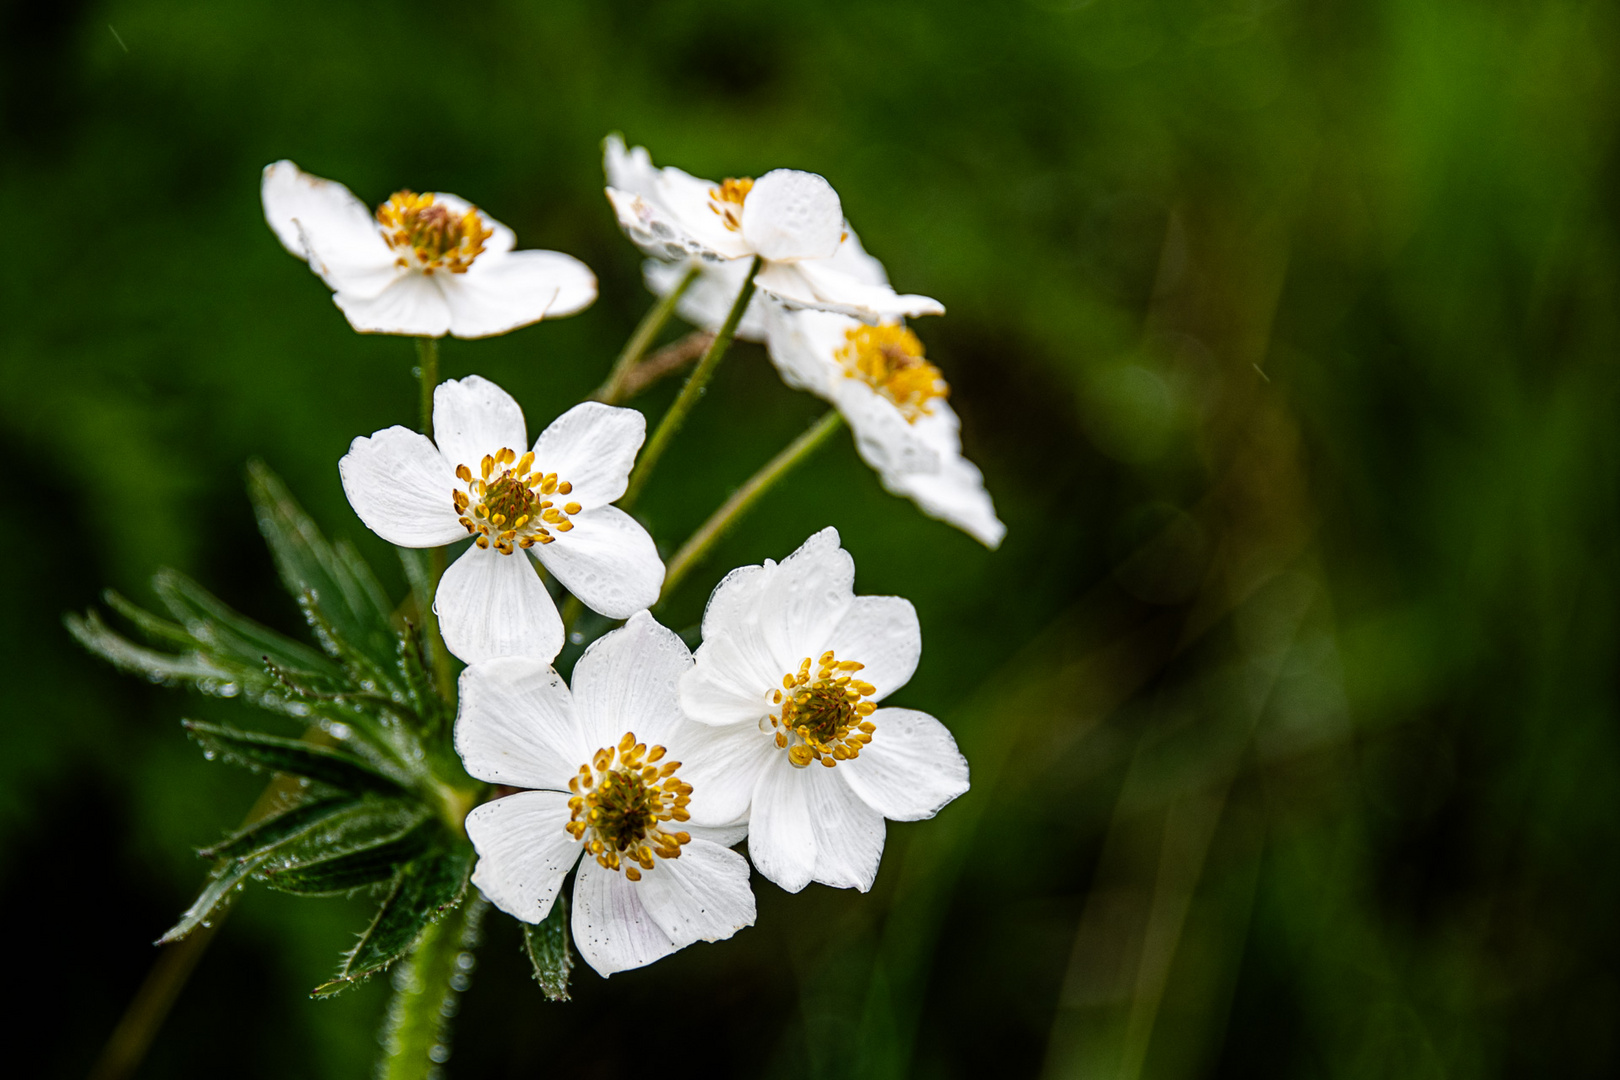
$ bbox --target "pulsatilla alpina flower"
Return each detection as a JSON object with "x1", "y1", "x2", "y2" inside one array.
[
  {"x1": 458, "y1": 612, "x2": 756, "y2": 976},
  {"x1": 603, "y1": 135, "x2": 944, "y2": 324},
  {"x1": 262, "y1": 160, "x2": 597, "y2": 338},
  {"x1": 765, "y1": 307, "x2": 1005, "y2": 549},
  {"x1": 339, "y1": 375, "x2": 662, "y2": 664},
  {"x1": 675, "y1": 528, "x2": 970, "y2": 893}
]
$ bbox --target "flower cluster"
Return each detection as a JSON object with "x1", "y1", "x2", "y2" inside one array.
[{"x1": 254, "y1": 144, "x2": 994, "y2": 978}]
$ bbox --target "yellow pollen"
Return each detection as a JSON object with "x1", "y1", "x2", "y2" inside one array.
[
  {"x1": 451, "y1": 449, "x2": 579, "y2": 554},
  {"x1": 836, "y1": 323, "x2": 950, "y2": 423},
  {"x1": 768, "y1": 651, "x2": 877, "y2": 769},
  {"x1": 376, "y1": 191, "x2": 493, "y2": 274},
  {"x1": 709, "y1": 177, "x2": 754, "y2": 232},
  {"x1": 565, "y1": 733, "x2": 694, "y2": 878}
]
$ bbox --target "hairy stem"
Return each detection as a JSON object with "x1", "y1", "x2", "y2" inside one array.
[
  {"x1": 594, "y1": 265, "x2": 699, "y2": 405},
  {"x1": 377, "y1": 897, "x2": 486, "y2": 1080},
  {"x1": 416, "y1": 337, "x2": 439, "y2": 437},
  {"x1": 621, "y1": 256, "x2": 761, "y2": 511},
  {"x1": 660, "y1": 410, "x2": 844, "y2": 602}
]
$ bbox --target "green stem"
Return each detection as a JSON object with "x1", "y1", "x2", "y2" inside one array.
[
  {"x1": 414, "y1": 337, "x2": 454, "y2": 701},
  {"x1": 660, "y1": 410, "x2": 844, "y2": 603},
  {"x1": 621, "y1": 256, "x2": 761, "y2": 511},
  {"x1": 377, "y1": 897, "x2": 486, "y2": 1080},
  {"x1": 594, "y1": 265, "x2": 699, "y2": 405},
  {"x1": 416, "y1": 337, "x2": 439, "y2": 437}
]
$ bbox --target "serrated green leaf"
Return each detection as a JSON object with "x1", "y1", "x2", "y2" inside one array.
[
  {"x1": 102, "y1": 589, "x2": 197, "y2": 650},
  {"x1": 66, "y1": 610, "x2": 239, "y2": 689},
  {"x1": 247, "y1": 461, "x2": 400, "y2": 682},
  {"x1": 258, "y1": 819, "x2": 438, "y2": 896},
  {"x1": 153, "y1": 569, "x2": 340, "y2": 682},
  {"x1": 184, "y1": 721, "x2": 410, "y2": 793},
  {"x1": 523, "y1": 892, "x2": 574, "y2": 1002},
  {"x1": 312, "y1": 842, "x2": 475, "y2": 996},
  {"x1": 158, "y1": 852, "x2": 268, "y2": 944},
  {"x1": 198, "y1": 794, "x2": 361, "y2": 861},
  {"x1": 266, "y1": 796, "x2": 430, "y2": 868}
]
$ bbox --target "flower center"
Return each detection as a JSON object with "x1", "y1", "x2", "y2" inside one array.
[
  {"x1": 452, "y1": 448, "x2": 580, "y2": 555},
  {"x1": 565, "y1": 732, "x2": 693, "y2": 881},
  {"x1": 767, "y1": 651, "x2": 878, "y2": 769},
  {"x1": 377, "y1": 191, "x2": 493, "y2": 274},
  {"x1": 836, "y1": 324, "x2": 950, "y2": 423},
  {"x1": 708, "y1": 177, "x2": 754, "y2": 232}
]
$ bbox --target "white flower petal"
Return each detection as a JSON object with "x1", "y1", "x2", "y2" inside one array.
[
  {"x1": 638, "y1": 838, "x2": 756, "y2": 949},
  {"x1": 570, "y1": 611, "x2": 692, "y2": 750},
  {"x1": 606, "y1": 187, "x2": 751, "y2": 264},
  {"x1": 572, "y1": 859, "x2": 678, "y2": 976},
  {"x1": 333, "y1": 272, "x2": 451, "y2": 336},
  {"x1": 454, "y1": 657, "x2": 588, "y2": 790},
  {"x1": 440, "y1": 250, "x2": 598, "y2": 339},
  {"x1": 686, "y1": 822, "x2": 749, "y2": 847},
  {"x1": 533, "y1": 505, "x2": 663, "y2": 619},
  {"x1": 338, "y1": 426, "x2": 464, "y2": 547},
  {"x1": 825, "y1": 595, "x2": 921, "y2": 700},
  {"x1": 747, "y1": 763, "x2": 815, "y2": 893},
  {"x1": 680, "y1": 628, "x2": 782, "y2": 728},
  {"x1": 699, "y1": 563, "x2": 773, "y2": 643},
  {"x1": 530, "y1": 402, "x2": 645, "y2": 507},
  {"x1": 296, "y1": 217, "x2": 401, "y2": 302},
  {"x1": 740, "y1": 169, "x2": 843, "y2": 263},
  {"x1": 760, "y1": 302, "x2": 844, "y2": 396},
  {"x1": 603, "y1": 134, "x2": 659, "y2": 196},
  {"x1": 645, "y1": 258, "x2": 768, "y2": 341},
  {"x1": 825, "y1": 227, "x2": 891, "y2": 286},
  {"x1": 432, "y1": 375, "x2": 528, "y2": 471},
  {"x1": 834, "y1": 376, "x2": 944, "y2": 477},
  {"x1": 756, "y1": 527, "x2": 856, "y2": 670},
  {"x1": 755, "y1": 260, "x2": 943, "y2": 322},
  {"x1": 435, "y1": 546, "x2": 564, "y2": 665},
  {"x1": 428, "y1": 192, "x2": 516, "y2": 256},
  {"x1": 886, "y1": 451, "x2": 1006, "y2": 549},
  {"x1": 672, "y1": 719, "x2": 777, "y2": 825},
  {"x1": 466, "y1": 790, "x2": 581, "y2": 924},
  {"x1": 261, "y1": 160, "x2": 382, "y2": 265},
  {"x1": 839, "y1": 708, "x2": 969, "y2": 822},
  {"x1": 805, "y1": 766, "x2": 886, "y2": 892}
]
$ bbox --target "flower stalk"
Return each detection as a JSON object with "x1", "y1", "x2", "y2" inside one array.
[
  {"x1": 620, "y1": 256, "x2": 762, "y2": 510},
  {"x1": 378, "y1": 897, "x2": 486, "y2": 1080},
  {"x1": 594, "y1": 264, "x2": 699, "y2": 404},
  {"x1": 660, "y1": 409, "x2": 844, "y2": 602},
  {"x1": 414, "y1": 336, "x2": 455, "y2": 701}
]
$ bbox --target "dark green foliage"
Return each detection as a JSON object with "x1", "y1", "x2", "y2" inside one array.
[
  {"x1": 522, "y1": 894, "x2": 575, "y2": 1003},
  {"x1": 313, "y1": 843, "x2": 476, "y2": 997},
  {"x1": 65, "y1": 464, "x2": 482, "y2": 999}
]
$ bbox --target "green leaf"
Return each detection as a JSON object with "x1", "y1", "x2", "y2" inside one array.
[
  {"x1": 247, "y1": 461, "x2": 400, "y2": 682},
  {"x1": 522, "y1": 892, "x2": 574, "y2": 1002},
  {"x1": 198, "y1": 795, "x2": 361, "y2": 861},
  {"x1": 312, "y1": 842, "x2": 476, "y2": 997},
  {"x1": 65, "y1": 610, "x2": 241, "y2": 691},
  {"x1": 153, "y1": 569, "x2": 340, "y2": 683},
  {"x1": 259, "y1": 819, "x2": 438, "y2": 896},
  {"x1": 395, "y1": 620, "x2": 449, "y2": 735},
  {"x1": 184, "y1": 721, "x2": 410, "y2": 793},
  {"x1": 158, "y1": 853, "x2": 268, "y2": 944}
]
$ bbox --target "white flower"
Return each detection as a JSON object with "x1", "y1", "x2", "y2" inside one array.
[
  {"x1": 675, "y1": 528, "x2": 970, "y2": 893},
  {"x1": 339, "y1": 375, "x2": 663, "y2": 664},
  {"x1": 602, "y1": 135, "x2": 943, "y2": 324},
  {"x1": 262, "y1": 160, "x2": 597, "y2": 338},
  {"x1": 763, "y1": 307, "x2": 1005, "y2": 549},
  {"x1": 458, "y1": 612, "x2": 756, "y2": 976}
]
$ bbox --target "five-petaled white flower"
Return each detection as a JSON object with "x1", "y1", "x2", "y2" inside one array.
[
  {"x1": 339, "y1": 375, "x2": 663, "y2": 664},
  {"x1": 262, "y1": 160, "x2": 597, "y2": 338},
  {"x1": 603, "y1": 135, "x2": 943, "y2": 324},
  {"x1": 675, "y1": 528, "x2": 970, "y2": 893},
  {"x1": 765, "y1": 307, "x2": 1005, "y2": 549},
  {"x1": 458, "y1": 612, "x2": 756, "y2": 976}
]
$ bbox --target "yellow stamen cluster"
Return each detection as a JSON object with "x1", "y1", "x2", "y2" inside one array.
[
  {"x1": 565, "y1": 732, "x2": 693, "y2": 881},
  {"x1": 377, "y1": 191, "x2": 492, "y2": 274},
  {"x1": 769, "y1": 651, "x2": 878, "y2": 769},
  {"x1": 836, "y1": 323, "x2": 950, "y2": 423},
  {"x1": 452, "y1": 448, "x2": 578, "y2": 555},
  {"x1": 709, "y1": 177, "x2": 754, "y2": 232}
]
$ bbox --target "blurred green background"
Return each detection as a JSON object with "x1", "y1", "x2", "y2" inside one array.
[{"x1": 4, "y1": 0, "x2": 1619, "y2": 1076}]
